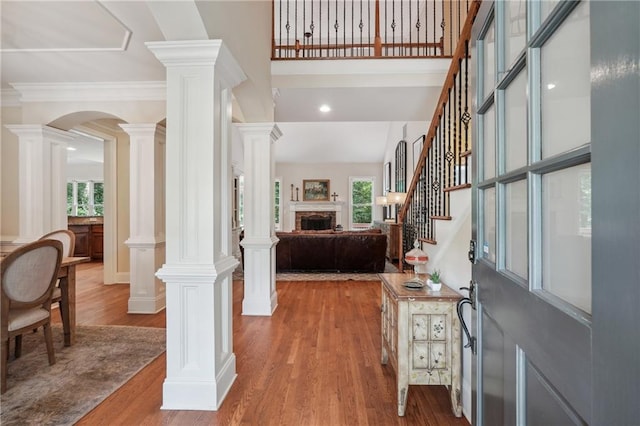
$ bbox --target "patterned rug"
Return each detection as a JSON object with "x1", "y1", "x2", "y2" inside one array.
[
  {"x1": 234, "y1": 261, "x2": 399, "y2": 281},
  {"x1": 1, "y1": 325, "x2": 165, "y2": 426}
]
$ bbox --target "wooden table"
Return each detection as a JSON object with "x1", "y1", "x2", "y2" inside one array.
[
  {"x1": 58, "y1": 256, "x2": 91, "y2": 346},
  {"x1": 378, "y1": 273, "x2": 463, "y2": 417}
]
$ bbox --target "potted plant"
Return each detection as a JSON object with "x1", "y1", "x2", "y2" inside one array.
[{"x1": 428, "y1": 269, "x2": 442, "y2": 291}]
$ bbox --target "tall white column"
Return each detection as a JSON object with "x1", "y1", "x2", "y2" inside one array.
[
  {"x1": 6, "y1": 125, "x2": 73, "y2": 242},
  {"x1": 147, "y1": 40, "x2": 246, "y2": 411},
  {"x1": 236, "y1": 124, "x2": 281, "y2": 316},
  {"x1": 120, "y1": 124, "x2": 166, "y2": 314}
]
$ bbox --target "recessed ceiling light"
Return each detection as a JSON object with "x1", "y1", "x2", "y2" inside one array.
[
  {"x1": 66, "y1": 147, "x2": 77, "y2": 151},
  {"x1": 319, "y1": 104, "x2": 331, "y2": 113},
  {"x1": 547, "y1": 83, "x2": 556, "y2": 90}
]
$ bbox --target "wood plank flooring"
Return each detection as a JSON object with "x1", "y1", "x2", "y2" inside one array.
[{"x1": 67, "y1": 262, "x2": 470, "y2": 426}]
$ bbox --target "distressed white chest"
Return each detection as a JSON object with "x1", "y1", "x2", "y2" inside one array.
[{"x1": 379, "y1": 273, "x2": 463, "y2": 417}]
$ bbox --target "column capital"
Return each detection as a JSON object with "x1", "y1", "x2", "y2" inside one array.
[
  {"x1": 234, "y1": 123, "x2": 282, "y2": 143},
  {"x1": 119, "y1": 123, "x2": 166, "y2": 141},
  {"x1": 146, "y1": 39, "x2": 246, "y2": 89},
  {"x1": 5, "y1": 124, "x2": 75, "y2": 144}
]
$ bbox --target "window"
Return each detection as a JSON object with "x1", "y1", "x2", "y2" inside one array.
[
  {"x1": 67, "y1": 181, "x2": 103, "y2": 216},
  {"x1": 350, "y1": 177, "x2": 374, "y2": 229},
  {"x1": 274, "y1": 178, "x2": 282, "y2": 231},
  {"x1": 233, "y1": 176, "x2": 244, "y2": 228}
]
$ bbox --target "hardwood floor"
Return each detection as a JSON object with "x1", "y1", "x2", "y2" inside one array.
[{"x1": 68, "y1": 262, "x2": 470, "y2": 426}]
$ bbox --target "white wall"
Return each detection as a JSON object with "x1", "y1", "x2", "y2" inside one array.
[
  {"x1": 0, "y1": 105, "x2": 22, "y2": 242},
  {"x1": 421, "y1": 187, "x2": 473, "y2": 421},
  {"x1": 382, "y1": 121, "x2": 429, "y2": 189},
  {"x1": 67, "y1": 163, "x2": 104, "y2": 181},
  {"x1": 275, "y1": 162, "x2": 382, "y2": 231}
]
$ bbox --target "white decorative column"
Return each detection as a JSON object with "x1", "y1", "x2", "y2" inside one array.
[
  {"x1": 6, "y1": 125, "x2": 73, "y2": 242},
  {"x1": 120, "y1": 124, "x2": 166, "y2": 314},
  {"x1": 236, "y1": 124, "x2": 282, "y2": 316},
  {"x1": 147, "y1": 40, "x2": 246, "y2": 411}
]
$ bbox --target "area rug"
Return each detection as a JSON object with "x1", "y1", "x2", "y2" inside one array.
[
  {"x1": 233, "y1": 261, "x2": 399, "y2": 281},
  {"x1": 0, "y1": 325, "x2": 166, "y2": 426}
]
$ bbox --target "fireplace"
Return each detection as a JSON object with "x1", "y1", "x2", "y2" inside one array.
[
  {"x1": 289, "y1": 201, "x2": 343, "y2": 231},
  {"x1": 298, "y1": 213, "x2": 335, "y2": 230}
]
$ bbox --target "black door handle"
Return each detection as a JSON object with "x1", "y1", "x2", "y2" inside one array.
[{"x1": 457, "y1": 281, "x2": 476, "y2": 354}]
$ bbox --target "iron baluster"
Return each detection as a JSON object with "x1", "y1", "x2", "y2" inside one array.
[
  {"x1": 453, "y1": 73, "x2": 458, "y2": 187},
  {"x1": 457, "y1": 58, "x2": 463, "y2": 186},
  {"x1": 463, "y1": 41, "x2": 470, "y2": 184}
]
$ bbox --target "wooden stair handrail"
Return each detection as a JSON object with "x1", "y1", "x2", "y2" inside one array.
[{"x1": 398, "y1": 0, "x2": 481, "y2": 223}]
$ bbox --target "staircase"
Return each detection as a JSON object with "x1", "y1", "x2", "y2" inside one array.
[{"x1": 397, "y1": 0, "x2": 481, "y2": 270}]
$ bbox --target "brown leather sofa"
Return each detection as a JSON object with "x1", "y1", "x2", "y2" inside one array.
[{"x1": 275, "y1": 230, "x2": 387, "y2": 273}]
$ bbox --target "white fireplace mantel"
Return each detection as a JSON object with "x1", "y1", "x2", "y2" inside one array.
[{"x1": 289, "y1": 201, "x2": 343, "y2": 230}]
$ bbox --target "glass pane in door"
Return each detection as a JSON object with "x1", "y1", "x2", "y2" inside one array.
[
  {"x1": 483, "y1": 105, "x2": 496, "y2": 180},
  {"x1": 482, "y1": 186, "x2": 496, "y2": 263},
  {"x1": 541, "y1": 0, "x2": 561, "y2": 24},
  {"x1": 505, "y1": 0, "x2": 527, "y2": 68},
  {"x1": 541, "y1": 1, "x2": 590, "y2": 159},
  {"x1": 542, "y1": 163, "x2": 591, "y2": 314},
  {"x1": 483, "y1": 19, "x2": 496, "y2": 100},
  {"x1": 506, "y1": 179, "x2": 527, "y2": 279},
  {"x1": 505, "y1": 70, "x2": 528, "y2": 171}
]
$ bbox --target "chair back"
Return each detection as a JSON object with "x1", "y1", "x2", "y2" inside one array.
[
  {"x1": 1, "y1": 240, "x2": 63, "y2": 311},
  {"x1": 39, "y1": 229, "x2": 75, "y2": 257}
]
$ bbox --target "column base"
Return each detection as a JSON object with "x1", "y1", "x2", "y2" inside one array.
[
  {"x1": 240, "y1": 236, "x2": 278, "y2": 316},
  {"x1": 161, "y1": 354, "x2": 237, "y2": 411},
  {"x1": 128, "y1": 294, "x2": 166, "y2": 314},
  {"x1": 242, "y1": 290, "x2": 278, "y2": 316},
  {"x1": 126, "y1": 240, "x2": 166, "y2": 313}
]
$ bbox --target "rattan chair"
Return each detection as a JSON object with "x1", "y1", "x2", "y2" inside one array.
[{"x1": 1, "y1": 239, "x2": 63, "y2": 394}]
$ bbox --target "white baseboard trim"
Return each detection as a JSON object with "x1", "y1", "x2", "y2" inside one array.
[
  {"x1": 113, "y1": 272, "x2": 130, "y2": 284},
  {"x1": 128, "y1": 294, "x2": 166, "y2": 314},
  {"x1": 161, "y1": 354, "x2": 237, "y2": 411},
  {"x1": 242, "y1": 290, "x2": 278, "y2": 316}
]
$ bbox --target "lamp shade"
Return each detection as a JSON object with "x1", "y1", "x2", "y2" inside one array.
[
  {"x1": 387, "y1": 192, "x2": 407, "y2": 204},
  {"x1": 376, "y1": 196, "x2": 389, "y2": 206}
]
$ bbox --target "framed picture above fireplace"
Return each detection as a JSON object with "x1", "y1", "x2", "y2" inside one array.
[{"x1": 302, "y1": 179, "x2": 330, "y2": 201}]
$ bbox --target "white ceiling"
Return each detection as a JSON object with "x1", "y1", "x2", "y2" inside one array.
[{"x1": 1, "y1": 1, "x2": 446, "y2": 165}]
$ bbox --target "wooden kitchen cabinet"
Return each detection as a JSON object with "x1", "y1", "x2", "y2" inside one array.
[
  {"x1": 68, "y1": 222, "x2": 103, "y2": 260},
  {"x1": 69, "y1": 225, "x2": 90, "y2": 257},
  {"x1": 91, "y1": 224, "x2": 103, "y2": 259},
  {"x1": 379, "y1": 273, "x2": 463, "y2": 417}
]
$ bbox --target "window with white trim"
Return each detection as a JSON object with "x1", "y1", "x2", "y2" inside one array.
[
  {"x1": 274, "y1": 178, "x2": 282, "y2": 231},
  {"x1": 67, "y1": 181, "x2": 103, "y2": 216},
  {"x1": 349, "y1": 177, "x2": 374, "y2": 229},
  {"x1": 233, "y1": 175, "x2": 244, "y2": 228}
]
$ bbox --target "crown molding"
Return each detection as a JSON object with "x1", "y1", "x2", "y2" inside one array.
[
  {"x1": 9, "y1": 81, "x2": 167, "y2": 103},
  {"x1": 1, "y1": 88, "x2": 22, "y2": 107}
]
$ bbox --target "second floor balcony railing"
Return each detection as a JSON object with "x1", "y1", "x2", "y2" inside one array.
[{"x1": 273, "y1": 0, "x2": 471, "y2": 60}]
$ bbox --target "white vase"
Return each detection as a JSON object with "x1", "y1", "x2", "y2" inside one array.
[{"x1": 427, "y1": 279, "x2": 442, "y2": 291}]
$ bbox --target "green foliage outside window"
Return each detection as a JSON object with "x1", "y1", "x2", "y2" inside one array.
[
  {"x1": 67, "y1": 181, "x2": 104, "y2": 216},
  {"x1": 67, "y1": 183, "x2": 74, "y2": 215},
  {"x1": 274, "y1": 181, "x2": 281, "y2": 224},
  {"x1": 77, "y1": 182, "x2": 89, "y2": 215},
  {"x1": 353, "y1": 205, "x2": 372, "y2": 223},
  {"x1": 352, "y1": 180, "x2": 373, "y2": 224},
  {"x1": 94, "y1": 183, "x2": 104, "y2": 216}
]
